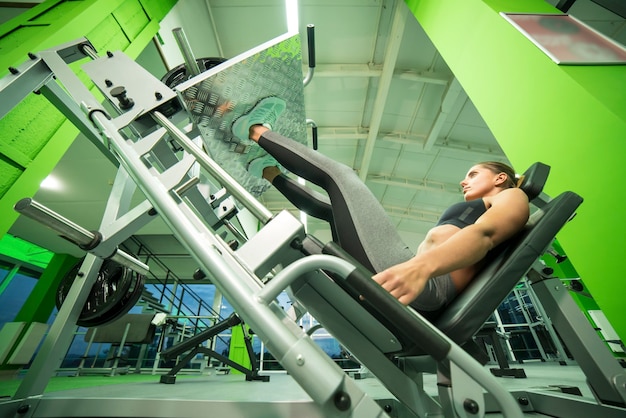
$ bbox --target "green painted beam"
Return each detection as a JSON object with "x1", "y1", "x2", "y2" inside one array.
[
  {"x1": 404, "y1": 0, "x2": 626, "y2": 342},
  {"x1": 0, "y1": 234, "x2": 53, "y2": 269}
]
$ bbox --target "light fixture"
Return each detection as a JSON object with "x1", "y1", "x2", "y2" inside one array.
[
  {"x1": 285, "y1": 0, "x2": 299, "y2": 34},
  {"x1": 40, "y1": 175, "x2": 63, "y2": 191}
]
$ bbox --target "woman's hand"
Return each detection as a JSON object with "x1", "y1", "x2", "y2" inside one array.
[{"x1": 372, "y1": 260, "x2": 430, "y2": 305}]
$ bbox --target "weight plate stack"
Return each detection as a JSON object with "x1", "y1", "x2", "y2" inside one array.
[{"x1": 56, "y1": 258, "x2": 146, "y2": 327}]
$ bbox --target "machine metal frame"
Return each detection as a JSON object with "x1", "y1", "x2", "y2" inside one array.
[{"x1": 0, "y1": 32, "x2": 624, "y2": 418}]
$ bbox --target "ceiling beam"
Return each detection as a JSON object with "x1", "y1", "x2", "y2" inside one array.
[
  {"x1": 309, "y1": 126, "x2": 505, "y2": 158},
  {"x1": 358, "y1": 0, "x2": 408, "y2": 182},
  {"x1": 384, "y1": 205, "x2": 441, "y2": 223},
  {"x1": 367, "y1": 173, "x2": 460, "y2": 194},
  {"x1": 309, "y1": 64, "x2": 450, "y2": 85},
  {"x1": 423, "y1": 77, "x2": 463, "y2": 150}
]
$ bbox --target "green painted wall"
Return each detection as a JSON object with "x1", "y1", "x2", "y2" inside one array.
[
  {"x1": 229, "y1": 324, "x2": 252, "y2": 374},
  {"x1": 405, "y1": 0, "x2": 626, "y2": 342},
  {"x1": 0, "y1": 234, "x2": 54, "y2": 269},
  {"x1": 0, "y1": 0, "x2": 177, "y2": 240},
  {"x1": 14, "y1": 253, "x2": 79, "y2": 324},
  {"x1": 1, "y1": 253, "x2": 79, "y2": 370}
]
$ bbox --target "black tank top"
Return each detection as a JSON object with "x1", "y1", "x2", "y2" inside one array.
[{"x1": 435, "y1": 199, "x2": 487, "y2": 228}]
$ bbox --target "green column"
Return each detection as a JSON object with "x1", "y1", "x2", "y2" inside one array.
[
  {"x1": 229, "y1": 324, "x2": 252, "y2": 374},
  {"x1": 1, "y1": 253, "x2": 78, "y2": 370},
  {"x1": 14, "y1": 253, "x2": 79, "y2": 324},
  {"x1": 405, "y1": 0, "x2": 626, "y2": 342}
]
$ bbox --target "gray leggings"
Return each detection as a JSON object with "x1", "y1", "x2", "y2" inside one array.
[
  {"x1": 258, "y1": 131, "x2": 457, "y2": 312},
  {"x1": 410, "y1": 273, "x2": 457, "y2": 313}
]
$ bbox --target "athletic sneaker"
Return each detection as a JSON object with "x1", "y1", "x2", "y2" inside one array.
[
  {"x1": 247, "y1": 154, "x2": 280, "y2": 179},
  {"x1": 232, "y1": 96, "x2": 287, "y2": 142}
]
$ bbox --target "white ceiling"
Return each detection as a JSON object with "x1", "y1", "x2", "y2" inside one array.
[{"x1": 5, "y1": 0, "x2": 625, "y2": 281}]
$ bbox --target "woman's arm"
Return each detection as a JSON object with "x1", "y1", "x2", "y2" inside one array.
[{"x1": 373, "y1": 188, "x2": 529, "y2": 305}]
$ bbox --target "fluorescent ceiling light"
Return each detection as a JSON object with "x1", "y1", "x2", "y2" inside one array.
[{"x1": 285, "y1": 0, "x2": 299, "y2": 34}]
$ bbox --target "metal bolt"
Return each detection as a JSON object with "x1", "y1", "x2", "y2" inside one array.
[
  {"x1": 463, "y1": 399, "x2": 479, "y2": 414},
  {"x1": 155, "y1": 91, "x2": 163, "y2": 100},
  {"x1": 296, "y1": 354, "x2": 305, "y2": 366},
  {"x1": 290, "y1": 238, "x2": 303, "y2": 250},
  {"x1": 9, "y1": 67, "x2": 19, "y2": 75},
  {"x1": 333, "y1": 391, "x2": 351, "y2": 411},
  {"x1": 105, "y1": 79, "x2": 113, "y2": 87}
]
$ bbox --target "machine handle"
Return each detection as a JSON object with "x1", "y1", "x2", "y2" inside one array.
[
  {"x1": 14, "y1": 197, "x2": 149, "y2": 275},
  {"x1": 344, "y1": 266, "x2": 451, "y2": 361},
  {"x1": 307, "y1": 24, "x2": 316, "y2": 68},
  {"x1": 306, "y1": 119, "x2": 318, "y2": 150},
  {"x1": 14, "y1": 197, "x2": 98, "y2": 249},
  {"x1": 322, "y1": 241, "x2": 451, "y2": 361}
]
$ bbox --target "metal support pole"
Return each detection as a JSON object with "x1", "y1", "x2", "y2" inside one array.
[
  {"x1": 110, "y1": 323, "x2": 131, "y2": 376},
  {"x1": 172, "y1": 27, "x2": 201, "y2": 77},
  {"x1": 13, "y1": 198, "x2": 149, "y2": 276},
  {"x1": 152, "y1": 111, "x2": 273, "y2": 224},
  {"x1": 14, "y1": 255, "x2": 103, "y2": 399},
  {"x1": 529, "y1": 267, "x2": 626, "y2": 406}
]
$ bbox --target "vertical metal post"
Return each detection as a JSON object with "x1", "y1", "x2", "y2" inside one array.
[
  {"x1": 14, "y1": 254, "x2": 104, "y2": 399},
  {"x1": 523, "y1": 277, "x2": 571, "y2": 364},
  {"x1": 172, "y1": 27, "x2": 201, "y2": 77},
  {"x1": 110, "y1": 323, "x2": 131, "y2": 376},
  {"x1": 77, "y1": 329, "x2": 97, "y2": 376}
]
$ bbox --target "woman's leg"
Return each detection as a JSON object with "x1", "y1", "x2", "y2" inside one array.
[
  {"x1": 258, "y1": 129, "x2": 413, "y2": 273},
  {"x1": 231, "y1": 97, "x2": 412, "y2": 271}
]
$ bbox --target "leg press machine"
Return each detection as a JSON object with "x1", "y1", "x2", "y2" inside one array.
[{"x1": 1, "y1": 34, "x2": 625, "y2": 418}]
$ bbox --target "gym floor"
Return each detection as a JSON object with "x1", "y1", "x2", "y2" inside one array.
[{"x1": 0, "y1": 362, "x2": 596, "y2": 417}]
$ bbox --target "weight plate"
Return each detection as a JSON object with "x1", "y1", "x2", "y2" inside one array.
[
  {"x1": 161, "y1": 57, "x2": 227, "y2": 88},
  {"x1": 81, "y1": 260, "x2": 133, "y2": 321},
  {"x1": 96, "y1": 273, "x2": 146, "y2": 326},
  {"x1": 56, "y1": 258, "x2": 140, "y2": 327},
  {"x1": 77, "y1": 272, "x2": 145, "y2": 328}
]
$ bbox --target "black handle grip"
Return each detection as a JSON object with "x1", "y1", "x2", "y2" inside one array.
[
  {"x1": 306, "y1": 24, "x2": 316, "y2": 68},
  {"x1": 322, "y1": 241, "x2": 451, "y2": 361},
  {"x1": 344, "y1": 267, "x2": 451, "y2": 361},
  {"x1": 311, "y1": 124, "x2": 318, "y2": 150}
]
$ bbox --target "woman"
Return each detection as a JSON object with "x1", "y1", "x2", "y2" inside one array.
[{"x1": 232, "y1": 98, "x2": 529, "y2": 317}]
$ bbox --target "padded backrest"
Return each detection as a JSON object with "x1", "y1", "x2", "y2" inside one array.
[
  {"x1": 431, "y1": 190, "x2": 583, "y2": 347},
  {"x1": 518, "y1": 162, "x2": 550, "y2": 203},
  {"x1": 84, "y1": 314, "x2": 156, "y2": 344}
]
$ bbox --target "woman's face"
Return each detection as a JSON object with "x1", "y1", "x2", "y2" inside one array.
[{"x1": 460, "y1": 165, "x2": 503, "y2": 201}]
